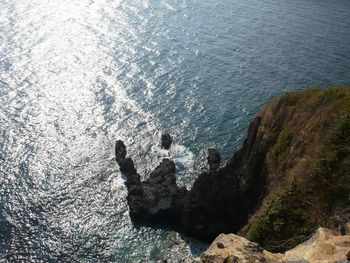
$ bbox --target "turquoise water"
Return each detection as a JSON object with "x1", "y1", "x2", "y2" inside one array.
[{"x1": 1, "y1": 0, "x2": 350, "y2": 261}]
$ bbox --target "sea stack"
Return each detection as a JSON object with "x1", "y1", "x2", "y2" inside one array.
[{"x1": 161, "y1": 133, "x2": 173, "y2": 149}]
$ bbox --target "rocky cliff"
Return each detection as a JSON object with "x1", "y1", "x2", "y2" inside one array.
[
  {"x1": 197, "y1": 227, "x2": 350, "y2": 263},
  {"x1": 240, "y1": 87, "x2": 350, "y2": 251},
  {"x1": 115, "y1": 87, "x2": 350, "y2": 252}
]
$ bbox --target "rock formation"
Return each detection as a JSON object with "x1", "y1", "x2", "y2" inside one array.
[
  {"x1": 207, "y1": 149, "x2": 221, "y2": 170},
  {"x1": 196, "y1": 228, "x2": 350, "y2": 263},
  {"x1": 115, "y1": 140, "x2": 186, "y2": 221},
  {"x1": 161, "y1": 133, "x2": 173, "y2": 150},
  {"x1": 116, "y1": 114, "x2": 267, "y2": 240},
  {"x1": 116, "y1": 87, "x2": 350, "y2": 252}
]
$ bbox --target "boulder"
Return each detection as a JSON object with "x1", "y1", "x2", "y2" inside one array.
[{"x1": 161, "y1": 133, "x2": 173, "y2": 149}]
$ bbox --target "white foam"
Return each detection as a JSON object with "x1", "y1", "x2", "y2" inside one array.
[
  {"x1": 152, "y1": 143, "x2": 194, "y2": 172},
  {"x1": 152, "y1": 145, "x2": 171, "y2": 158},
  {"x1": 170, "y1": 144, "x2": 194, "y2": 171}
]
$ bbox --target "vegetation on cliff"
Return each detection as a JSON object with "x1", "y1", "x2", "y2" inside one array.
[{"x1": 244, "y1": 87, "x2": 350, "y2": 252}]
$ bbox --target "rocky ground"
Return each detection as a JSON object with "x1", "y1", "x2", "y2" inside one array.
[{"x1": 196, "y1": 228, "x2": 350, "y2": 263}]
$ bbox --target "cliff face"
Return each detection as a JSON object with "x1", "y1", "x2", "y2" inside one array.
[
  {"x1": 115, "y1": 115, "x2": 270, "y2": 241},
  {"x1": 115, "y1": 87, "x2": 350, "y2": 252},
  {"x1": 241, "y1": 87, "x2": 350, "y2": 251},
  {"x1": 181, "y1": 116, "x2": 269, "y2": 240}
]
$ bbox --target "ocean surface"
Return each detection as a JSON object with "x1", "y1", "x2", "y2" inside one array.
[{"x1": 1, "y1": 0, "x2": 350, "y2": 261}]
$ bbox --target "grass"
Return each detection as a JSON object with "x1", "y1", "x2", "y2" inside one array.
[
  {"x1": 245, "y1": 87, "x2": 350, "y2": 252},
  {"x1": 247, "y1": 184, "x2": 314, "y2": 252},
  {"x1": 271, "y1": 128, "x2": 293, "y2": 157}
]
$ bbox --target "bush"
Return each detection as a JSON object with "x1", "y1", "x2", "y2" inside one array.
[
  {"x1": 247, "y1": 185, "x2": 314, "y2": 252},
  {"x1": 330, "y1": 115, "x2": 350, "y2": 153},
  {"x1": 271, "y1": 128, "x2": 293, "y2": 157}
]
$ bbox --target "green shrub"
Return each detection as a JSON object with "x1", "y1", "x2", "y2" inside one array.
[
  {"x1": 247, "y1": 88, "x2": 350, "y2": 252},
  {"x1": 247, "y1": 185, "x2": 314, "y2": 252},
  {"x1": 330, "y1": 115, "x2": 350, "y2": 153},
  {"x1": 276, "y1": 91, "x2": 298, "y2": 110},
  {"x1": 308, "y1": 88, "x2": 346, "y2": 110},
  {"x1": 271, "y1": 128, "x2": 293, "y2": 157}
]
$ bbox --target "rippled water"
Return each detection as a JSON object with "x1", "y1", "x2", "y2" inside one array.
[{"x1": 1, "y1": 0, "x2": 350, "y2": 261}]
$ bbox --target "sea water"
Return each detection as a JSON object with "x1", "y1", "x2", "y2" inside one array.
[{"x1": 1, "y1": 0, "x2": 350, "y2": 261}]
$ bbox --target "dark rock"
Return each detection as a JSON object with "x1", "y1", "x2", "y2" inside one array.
[
  {"x1": 207, "y1": 148, "x2": 221, "y2": 170},
  {"x1": 115, "y1": 141, "x2": 140, "y2": 188},
  {"x1": 141, "y1": 158, "x2": 184, "y2": 219},
  {"x1": 217, "y1": 242, "x2": 225, "y2": 249},
  {"x1": 115, "y1": 140, "x2": 127, "y2": 163},
  {"x1": 115, "y1": 140, "x2": 186, "y2": 222},
  {"x1": 161, "y1": 133, "x2": 173, "y2": 149},
  {"x1": 347, "y1": 250, "x2": 350, "y2": 260},
  {"x1": 119, "y1": 157, "x2": 138, "y2": 177},
  {"x1": 115, "y1": 115, "x2": 268, "y2": 241}
]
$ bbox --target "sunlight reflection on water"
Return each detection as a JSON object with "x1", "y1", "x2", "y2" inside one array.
[{"x1": 1, "y1": 0, "x2": 350, "y2": 261}]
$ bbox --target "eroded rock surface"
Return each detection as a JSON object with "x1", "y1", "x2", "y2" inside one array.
[
  {"x1": 285, "y1": 228, "x2": 350, "y2": 263},
  {"x1": 115, "y1": 140, "x2": 186, "y2": 221},
  {"x1": 196, "y1": 228, "x2": 350, "y2": 263},
  {"x1": 198, "y1": 233, "x2": 283, "y2": 263}
]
